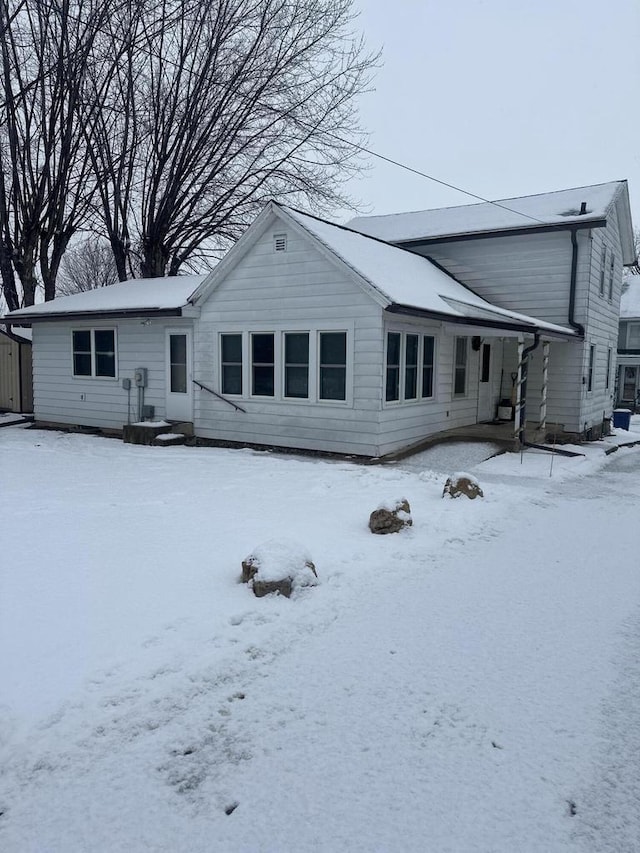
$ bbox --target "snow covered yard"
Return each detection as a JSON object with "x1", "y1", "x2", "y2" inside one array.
[{"x1": 2, "y1": 424, "x2": 640, "y2": 852}]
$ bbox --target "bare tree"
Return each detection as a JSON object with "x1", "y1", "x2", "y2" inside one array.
[
  {"x1": 0, "y1": 0, "x2": 111, "y2": 307},
  {"x1": 81, "y1": 0, "x2": 378, "y2": 278},
  {"x1": 56, "y1": 235, "x2": 118, "y2": 294}
]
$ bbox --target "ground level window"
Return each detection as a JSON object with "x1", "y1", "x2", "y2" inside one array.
[
  {"x1": 221, "y1": 333, "x2": 242, "y2": 395},
  {"x1": 319, "y1": 331, "x2": 346, "y2": 401},
  {"x1": 405, "y1": 334, "x2": 418, "y2": 400},
  {"x1": 422, "y1": 336, "x2": 435, "y2": 398},
  {"x1": 454, "y1": 337, "x2": 468, "y2": 396},
  {"x1": 284, "y1": 332, "x2": 309, "y2": 398},
  {"x1": 72, "y1": 329, "x2": 116, "y2": 378},
  {"x1": 251, "y1": 333, "x2": 275, "y2": 396},
  {"x1": 385, "y1": 332, "x2": 401, "y2": 401},
  {"x1": 587, "y1": 344, "x2": 595, "y2": 392}
]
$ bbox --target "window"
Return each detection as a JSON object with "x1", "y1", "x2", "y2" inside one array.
[
  {"x1": 72, "y1": 329, "x2": 116, "y2": 378},
  {"x1": 319, "y1": 331, "x2": 346, "y2": 401},
  {"x1": 422, "y1": 336, "x2": 435, "y2": 398},
  {"x1": 221, "y1": 334, "x2": 242, "y2": 395},
  {"x1": 405, "y1": 334, "x2": 419, "y2": 400},
  {"x1": 480, "y1": 343, "x2": 491, "y2": 383},
  {"x1": 385, "y1": 332, "x2": 401, "y2": 402},
  {"x1": 169, "y1": 333, "x2": 187, "y2": 393},
  {"x1": 599, "y1": 245, "x2": 606, "y2": 296},
  {"x1": 628, "y1": 323, "x2": 640, "y2": 349},
  {"x1": 454, "y1": 337, "x2": 468, "y2": 396},
  {"x1": 251, "y1": 333, "x2": 275, "y2": 396},
  {"x1": 608, "y1": 253, "x2": 615, "y2": 301},
  {"x1": 606, "y1": 347, "x2": 612, "y2": 390},
  {"x1": 587, "y1": 344, "x2": 595, "y2": 392},
  {"x1": 284, "y1": 333, "x2": 309, "y2": 398}
]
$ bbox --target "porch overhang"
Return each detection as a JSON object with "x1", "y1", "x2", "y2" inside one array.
[{"x1": 386, "y1": 303, "x2": 578, "y2": 341}]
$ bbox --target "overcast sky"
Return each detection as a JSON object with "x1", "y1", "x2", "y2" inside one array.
[{"x1": 343, "y1": 0, "x2": 640, "y2": 225}]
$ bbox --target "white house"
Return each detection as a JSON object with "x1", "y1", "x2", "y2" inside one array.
[
  {"x1": 617, "y1": 277, "x2": 640, "y2": 409},
  {"x1": 3, "y1": 180, "x2": 635, "y2": 457}
]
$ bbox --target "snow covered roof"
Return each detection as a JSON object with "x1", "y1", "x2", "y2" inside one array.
[
  {"x1": 346, "y1": 181, "x2": 628, "y2": 244},
  {"x1": 2, "y1": 276, "x2": 208, "y2": 321},
  {"x1": 281, "y1": 206, "x2": 575, "y2": 337},
  {"x1": 1, "y1": 325, "x2": 31, "y2": 342},
  {"x1": 620, "y1": 279, "x2": 640, "y2": 319}
]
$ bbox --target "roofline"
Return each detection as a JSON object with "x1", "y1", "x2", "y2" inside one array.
[
  {"x1": 386, "y1": 303, "x2": 580, "y2": 339},
  {"x1": 3, "y1": 307, "x2": 184, "y2": 323},
  {"x1": 393, "y1": 218, "x2": 607, "y2": 249},
  {"x1": 0, "y1": 326, "x2": 32, "y2": 343}
]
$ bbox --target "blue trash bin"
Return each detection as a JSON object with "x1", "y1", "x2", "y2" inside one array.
[{"x1": 613, "y1": 409, "x2": 632, "y2": 430}]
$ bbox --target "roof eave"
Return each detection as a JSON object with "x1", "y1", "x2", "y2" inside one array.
[
  {"x1": 393, "y1": 217, "x2": 607, "y2": 249},
  {"x1": 3, "y1": 307, "x2": 184, "y2": 323},
  {"x1": 386, "y1": 303, "x2": 579, "y2": 339}
]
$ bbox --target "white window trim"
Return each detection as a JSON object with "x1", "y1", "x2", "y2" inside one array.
[
  {"x1": 282, "y1": 331, "x2": 311, "y2": 401},
  {"x1": 71, "y1": 327, "x2": 118, "y2": 380},
  {"x1": 606, "y1": 347, "x2": 612, "y2": 391},
  {"x1": 383, "y1": 328, "x2": 438, "y2": 406},
  {"x1": 453, "y1": 336, "x2": 469, "y2": 398},
  {"x1": 626, "y1": 322, "x2": 640, "y2": 350},
  {"x1": 599, "y1": 245, "x2": 607, "y2": 297},
  {"x1": 216, "y1": 322, "x2": 353, "y2": 407},
  {"x1": 586, "y1": 343, "x2": 595, "y2": 393}
]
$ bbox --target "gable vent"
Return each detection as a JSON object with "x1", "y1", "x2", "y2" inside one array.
[{"x1": 273, "y1": 233, "x2": 287, "y2": 252}]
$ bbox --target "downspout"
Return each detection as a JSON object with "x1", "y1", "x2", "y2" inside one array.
[
  {"x1": 568, "y1": 227, "x2": 585, "y2": 337},
  {"x1": 518, "y1": 331, "x2": 540, "y2": 446}
]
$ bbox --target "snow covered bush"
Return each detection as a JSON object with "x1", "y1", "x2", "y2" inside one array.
[
  {"x1": 368, "y1": 498, "x2": 413, "y2": 534},
  {"x1": 442, "y1": 472, "x2": 484, "y2": 500},
  {"x1": 241, "y1": 539, "x2": 318, "y2": 598}
]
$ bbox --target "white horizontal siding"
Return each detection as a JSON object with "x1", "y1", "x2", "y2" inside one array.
[
  {"x1": 32, "y1": 319, "x2": 193, "y2": 430},
  {"x1": 194, "y1": 223, "x2": 384, "y2": 455}
]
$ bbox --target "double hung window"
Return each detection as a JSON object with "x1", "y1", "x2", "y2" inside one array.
[
  {"x1": 453, "y1": 337, "x2": 468, "y2": 396},
  {"x1": 72, "y1": 329, "x2": 116, "y2": 378}
]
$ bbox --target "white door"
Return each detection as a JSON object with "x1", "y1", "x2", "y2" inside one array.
[
  {"x1": 477, "y1": 342, "x2": 494, "y2": 421},
  {"x1": 165, "y1": 329, "x2": 193, "y2": 421}
]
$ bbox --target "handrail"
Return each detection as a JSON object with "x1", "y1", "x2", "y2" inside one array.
[{"x1": 192, "y1": 379, "x2": 246, "y2": 413}]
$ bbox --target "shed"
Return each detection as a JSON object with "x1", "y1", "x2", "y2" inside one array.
[{"x1": 0, "y1": 326, "x2": 33, "y2": 413}]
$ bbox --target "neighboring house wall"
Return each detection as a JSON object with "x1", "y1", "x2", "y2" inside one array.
[
  {"x1": 617, "y1": 316, "x2": 640, "y2": 407},
  {"x1": 0, "y1": 332, "x2": 32, "y2": 412},
  {"x1": 193, "y1": 222, "x2": 384, "y2": 455},
  {"x1": 32, "y1": 318, "x2": 193, "y2": 430},
  {"x1": 405, "y1": 222, "x2": 623, "y2": 436}
]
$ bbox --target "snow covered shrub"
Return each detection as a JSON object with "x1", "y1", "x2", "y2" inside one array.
[
  {"x1": 241, "y1": 539, "x2": 317, "y2": 598},
  {"x1": 368, "y1": 498, "x2": 413, "y2": 534},
  {"x1": 442, "y1": 472, "x2": 484, "y2": 500}
]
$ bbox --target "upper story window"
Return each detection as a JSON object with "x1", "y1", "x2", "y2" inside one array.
[
  {"x1": 628, "y1": 323, "x2": 640, "y2": 350},
  {"x1": 599, "y1": 245, "x2": 607, "y2": 296},
  {"x1": 608, "y1": 253, "x2": 615, "y2": 301},
  {"x1": 72, "y1": 329, "x2": 116, "y2": 378},
  {"x1": 453, "y1": 337, "x2": 468, "y2": 396}
]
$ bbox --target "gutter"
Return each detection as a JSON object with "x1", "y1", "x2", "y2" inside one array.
[
  {"x1": 396, "y1": 218, "x2": 607, "y2": 249},
  {"x1": 568, "y1": 227, "x2": 585, "y2": 336},
  {"x1": 3, "y1": 307, "x2": 183, "y2": 323},
  {"x1": 386, "y1": 303, "x2": 571, "y2": 339}
]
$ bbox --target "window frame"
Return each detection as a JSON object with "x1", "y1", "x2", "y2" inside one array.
[
  {"x1": 283, "y1": 331, "x2": 310, "y2": 400},
  {"x1": 627, "y1": 322, "x2": 640, "y2": 350},
  {"x1": 599, "y1": 245, "x2": 607, "y2": 297},
  {"x1": 453, "y1": 337, "x2": 468, "y2": 397},
  {"x1": 608, "y1": 252, "x2": 615, "y2": 302},
  {"x1": 318, "y1": 330, "x2": 348, "y2": 403},
  {"x1": 216, "y1": 325, "x2": 352, "y2": 406},
  {"x1": 250, "y1": 332, "x2": 276, "y2": 398},
  {"x1": 384, "y1": 330, "x2": 437, "y2": 405},
  {"x1": 220, "y1": 332, "x2": 243, "y2": 396},
  {"x1": 606, "y1": 347, "x2": 612, "y2": 391},
  {"x1": 71, "y1": 328, "x2": 117, "y2": 379},
  {"x1": 587, "y1": 344, "x2": 595, "y2": 393}
]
